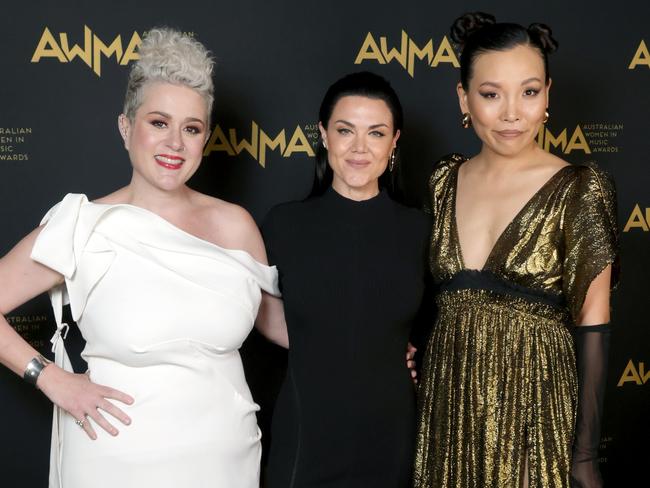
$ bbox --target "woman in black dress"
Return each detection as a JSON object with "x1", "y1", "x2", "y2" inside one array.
[{"x1": 259, "y1": 72, "x2": 430, "y2": 488}]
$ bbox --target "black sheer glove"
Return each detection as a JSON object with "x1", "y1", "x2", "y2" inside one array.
[{"x1": 571, "y1": 324, "x2": 610, "y2": 488}]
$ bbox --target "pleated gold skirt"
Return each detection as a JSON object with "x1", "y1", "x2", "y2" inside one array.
[{"x1": 414, "y1": 289, "x2": 578, "y2": 488}]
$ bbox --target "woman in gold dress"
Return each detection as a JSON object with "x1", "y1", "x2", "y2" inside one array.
[{"x1": 413, "y1": 13, "x2": 618, "y2": 488}]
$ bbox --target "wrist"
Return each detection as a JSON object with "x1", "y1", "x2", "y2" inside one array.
[{"x1": 23, "y1": 354, "x2": 52, "y2": 389}]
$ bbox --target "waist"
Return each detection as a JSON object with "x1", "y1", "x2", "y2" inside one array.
[
  {"x1": 436, "y1": 270, "x2": 569, "y2": 324},
  {"x1": 86, "y1": 349, "x2": 253, "y2": 402}
]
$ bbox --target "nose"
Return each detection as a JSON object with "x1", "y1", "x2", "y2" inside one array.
[
  {"x1": 167, "y1": 126, "x2": 185, "y2": 152},
  {"x1": 503, "y1": 96, "x2": 520, "y2": 123},
  {"x1": 351, "y1": 133, "x2": 368, "y2": 153}
]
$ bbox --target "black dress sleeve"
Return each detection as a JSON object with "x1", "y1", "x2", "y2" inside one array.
[
  {"x1": 260, "y1": 207, "x2": 281, "y2": 266},
  {"x1": 571, "y1": 324, "x2": 610, "y2": 488},
  {"x1": 408, "y1": 212, "x2": 436, "y2": 355}
]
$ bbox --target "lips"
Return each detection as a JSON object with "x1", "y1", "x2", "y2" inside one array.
[
  {"x1": 495, "y1": 130, "x2": 524, "y2": 138},
  {"x1": 345, "y1": 159, "x2": 371, "y2": 168},
  {"x1": 155, "y1": 154, "x2": 185, "y2": 170}
]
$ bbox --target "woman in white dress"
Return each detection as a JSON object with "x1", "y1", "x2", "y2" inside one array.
[{"x1": 0, "y1": 27, "x2": 279, "y2": 488}]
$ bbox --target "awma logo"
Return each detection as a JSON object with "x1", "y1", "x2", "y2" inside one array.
[
  {"x1": 203, "y1": 122, "x2": 315, "y2": 167},
  {"x1": 629, "y1": 40, "x2": 649, "y2": 69},
  {"x1": 623, "y1": 205, "x2": 650, "y2": 232},
  {"x1": 536, "y1": 125, "x2": 591, "y2": 154},
  {"x1": 617, "y1": 360, "x2": 650, "y2": 386},
  {"x1": 30, "y1": 26, "x2": 141, "y2": 76},
  {"x1": 354, "y1": 31, "x2": 459, "y2": 77}
]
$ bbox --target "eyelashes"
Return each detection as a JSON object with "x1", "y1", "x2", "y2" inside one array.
[
  {"x1": 478, "y1": 88, "x2": 542, "y2": 99},
  {"x1": 335, "y1": 127, "x2": 386, "y2": 137},
  {"x1": 149, "y1": 119, "x2": 203, "y2": 134}
]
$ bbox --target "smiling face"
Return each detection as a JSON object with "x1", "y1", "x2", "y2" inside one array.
[
  {"x1": 119, "y1": 81, "x2": 209, "y2": 193},
  {"x1": 458, "y1": 44, "x2": 550, "y2": 158},
  {"x1": 319, "y1": 95, "x2": 400, "y2": 200}
]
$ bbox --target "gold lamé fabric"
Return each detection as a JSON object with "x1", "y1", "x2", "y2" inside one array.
[{"x1": 414, "y1": 154, "x2": 619, "y2": 488}]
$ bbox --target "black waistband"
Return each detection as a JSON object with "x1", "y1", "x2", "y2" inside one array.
[{"x1": 438, "y1": 269, "x2": 565, "y2": 309}]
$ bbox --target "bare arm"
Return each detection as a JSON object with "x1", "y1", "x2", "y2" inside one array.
[
  {"x1": 0, "y1": 227, "x2": 65, "y2": 375},
  {"x1": 0, "y1": 227, "x2": 133, "y2": 439},
  {"x1": 255, "y1": 292, "x2": 288, "y2": 348},
  {"x1": 576, "y1": 265, "x2": 611, "y2": 326}
]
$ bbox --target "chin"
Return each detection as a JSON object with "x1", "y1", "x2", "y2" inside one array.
[
  {"x1": 153, "y1": 176, "x2": 188, "y2": 192},
  {"x1": 345, "y1": 178, "x2": 377, "y2": 190},
  {"x1": 487, "y1": 141, "x2": 531, "y2": 158}
]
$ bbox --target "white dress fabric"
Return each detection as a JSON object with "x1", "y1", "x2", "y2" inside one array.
[{"x1": 30, "y1": 193, "x2": 280, "y2": 488}]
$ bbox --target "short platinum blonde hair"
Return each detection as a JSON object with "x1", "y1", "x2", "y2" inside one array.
[{"x1": 123, "y1": 27, "x2": 215, "y2": 126}]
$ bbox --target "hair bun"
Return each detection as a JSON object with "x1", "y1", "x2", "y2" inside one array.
[
  {"x1": 450, "y1": 12, "x2": 496, "y2": 46},
  {"x1": 528, "y1": 23, "x2": 559, "y2": 53}
]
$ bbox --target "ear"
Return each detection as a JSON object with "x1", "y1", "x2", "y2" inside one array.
[
  {"x1": 392, "y1": 129, "x2": 401, "y2": 147},
  {"x1": 545, "y1": 77, "x2": 552, "y2": 105},
  {"x1": 318, "y1": 121, "x2": 328, "y2": 148},
  {"x1": 118, "y1": 114, "x2": 131, "y2": 150},
  {"x1": 456, "y1": 82, "x2": 469, "y2": 114}
]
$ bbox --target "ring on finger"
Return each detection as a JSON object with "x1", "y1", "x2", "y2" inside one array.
[{"x1": 75, "y1": 417, "x2": 86, "y2": 428}]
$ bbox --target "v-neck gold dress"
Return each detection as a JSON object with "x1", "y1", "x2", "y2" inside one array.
[{"x1": 413, "y1": 154, "x2": 619, "y2": 488}]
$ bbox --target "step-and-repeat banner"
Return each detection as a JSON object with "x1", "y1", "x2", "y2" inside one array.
[{"x1": 1, "y1": 1, "x2": 648, "y2": 485}]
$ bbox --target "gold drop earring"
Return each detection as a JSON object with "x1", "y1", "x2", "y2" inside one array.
[{"x1": 461, "y1": 112, "x2": 472, "y2": 129}]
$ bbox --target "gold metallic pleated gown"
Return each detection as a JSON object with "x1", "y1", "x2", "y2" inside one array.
[{"x1": 414, "y1": 155, "x2": 618, "y2": 488}]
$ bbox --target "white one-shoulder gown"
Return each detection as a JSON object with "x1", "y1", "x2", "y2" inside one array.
[{"x1": 30, "y1": 193, "x2": 279, "y2": 488}]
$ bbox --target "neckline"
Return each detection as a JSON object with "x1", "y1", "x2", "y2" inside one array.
[
  {"x1": 451, "y1": 162, "x2": 572, "y2": 272},
  {"x1": 324, "y1": 185, "x2": 389, "y2": 207},
  {"x1": 85, "y1": 197, "x2": 275, "y2": 269}
]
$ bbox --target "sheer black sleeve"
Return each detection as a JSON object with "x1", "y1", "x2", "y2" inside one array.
[{"x1": 571, "y1": 324, "x2": 610, "y2": 488}]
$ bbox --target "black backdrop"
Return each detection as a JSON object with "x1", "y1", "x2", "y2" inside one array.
[{"x1": 1, "y1": 1, "x2": 648, "y2": 485}]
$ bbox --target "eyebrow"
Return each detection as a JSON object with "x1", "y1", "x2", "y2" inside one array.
[
  {"x1": 478, "y1": 77, "x2": 543, "y2": 88},
  {"x1": 333, "y1": 119, "x2": 390, "y2": 129},
  {"x1": 147, "y1": 111, "x2": 205, "y2": 125}
]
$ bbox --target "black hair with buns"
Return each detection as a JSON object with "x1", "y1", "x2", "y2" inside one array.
[{"x1": 451, "y1": 12, "x2": 559, "y2": 89}]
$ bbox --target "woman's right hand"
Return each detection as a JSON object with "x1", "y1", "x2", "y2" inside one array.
[{"x1": 37, "y1": 365, "x2": 134, "y2": 440}]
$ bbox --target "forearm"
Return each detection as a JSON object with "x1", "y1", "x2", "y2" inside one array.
[
  {"x1": 0, "y1": 316, "x2": 44, "y2": 378},
  {"x1": 571, "y1": 323, "x2": 609, "y2": 488}
]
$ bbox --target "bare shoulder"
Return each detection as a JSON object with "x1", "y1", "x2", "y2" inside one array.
[
  {"x1": 192, "y1": 193, "x2": 256, "y2": 228},
  {"x1": 191, "y1": 194, "x2": 268, "y2": 264}
]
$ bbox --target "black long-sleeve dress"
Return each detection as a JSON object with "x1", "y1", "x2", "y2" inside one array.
[{"x1": 262, "y1": 187, "x2": 430, "y2": 488}]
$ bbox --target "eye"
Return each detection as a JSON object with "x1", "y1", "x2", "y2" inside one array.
[
  {"x1": 336, "y1": 127, "x2": 352, "y2": 135},
  {"x1": 523, "y1": 88, "x2": 541, "y2": 96},
  {"x1": 369, "y1": 130, "x2": 386, "y2": 137},
  {"x1": 479, "y1": 91, "x2": 498, "y2": 99},
  {"x1": 184, "y1": 125, "x2": 202, "y2": 135},
  {"x1": 151, "y1": 119, "x2": 167, "y2": 128}
]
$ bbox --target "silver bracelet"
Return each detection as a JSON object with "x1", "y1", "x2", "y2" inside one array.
[{"x1": 23, "y1": 354, "x2": 52, "y2": 388}]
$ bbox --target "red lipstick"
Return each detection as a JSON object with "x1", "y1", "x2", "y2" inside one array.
[{"x1": 155, "y1": 154, "x2": 185, "y2": 170}]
